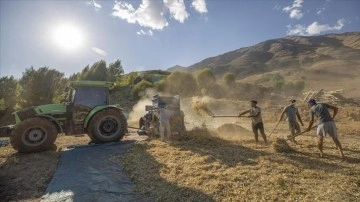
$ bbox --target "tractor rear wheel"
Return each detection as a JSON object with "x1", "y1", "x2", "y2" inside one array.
[
  {"x1": 87, "y1": 109, "x2": 127, "y2": 143},
  {"x1": 10, "y1": 118, "x2": 57, "y2": 153}
]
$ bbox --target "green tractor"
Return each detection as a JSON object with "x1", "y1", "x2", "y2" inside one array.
[{"x1": 5, "y1": 81, "x2": 128, "y2": 153}]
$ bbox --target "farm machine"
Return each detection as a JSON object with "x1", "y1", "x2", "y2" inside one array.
[
  {"x1": 0, "y1": 81, "x2": 128, "y2": 153},
  {"x1": 137, "y1": 95, "x2": 186, "y2": 136}
]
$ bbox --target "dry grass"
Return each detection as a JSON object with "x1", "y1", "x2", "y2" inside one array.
[
  {"x1": 272, "y1": 138, "x2": 294, "y2": 153},
  {"x1": 115, "y1": 128, "x2": 360, "y2": 202}
]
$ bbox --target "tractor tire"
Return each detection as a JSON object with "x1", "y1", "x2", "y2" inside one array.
[
  {"x1": 10, "y1": 118, "x2": 57, "y2": 153},
  {"x1": 87, "y1": 109, "x2": 127, "y2": 143}
]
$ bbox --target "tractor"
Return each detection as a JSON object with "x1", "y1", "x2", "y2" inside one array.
[
  {"x1": 3, "y1": 81, "x2": 128, "y2": 153},
  {"x1": 138, "y1": 95, "x2": 186, "y2": 136}
]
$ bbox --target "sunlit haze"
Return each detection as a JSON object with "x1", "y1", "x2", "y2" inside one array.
[{"x1": 51, "y1": 24, "x2": 84, "y2": 51}]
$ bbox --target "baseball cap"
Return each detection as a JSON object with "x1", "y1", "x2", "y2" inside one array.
[{"x1": 307, "y1": 98, "x2": 316, "y2": 104}]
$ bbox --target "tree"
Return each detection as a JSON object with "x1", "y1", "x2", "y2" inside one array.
[
  {"x1": 18, "y1": 67, "x2": 65, "y2": 107},
  {"x1": 132, "y1": 80, "x2": 154, "y2": 98},
  {"x1": 107, "y1": 59, "x2": 124, "y2": 82},
  {"x1": 223, "y1": 73, "x2": 236, "y2": 86},
  {"x1": 72, "y1": 60, "x2": 124, "y2": 82},
  {"x1": 166, "y1": 71, "x2": 197, "y2": 97},
  {"x1": 270, "y1": 73, "x2": 285, "y2": 90},
  {"x1": 196, "y1": 68, "x2": 216, "y2": 91},
  {"x1": 155, "y1": 79, "x2": 167, "y2": 92},
  {"x1": 84, "y1": 60, "x2": 107, "y2": 81},
  {"x1": 0, "y1": 76, "x2": 17, "y2": 111}
]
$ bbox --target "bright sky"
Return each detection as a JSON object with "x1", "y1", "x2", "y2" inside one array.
[{"x1": 0, "y1": 0, "x2": 359, "y2": 78}]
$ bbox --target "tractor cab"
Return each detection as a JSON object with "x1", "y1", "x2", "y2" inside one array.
[{"x1": 66, "y1": 81, "x2": 112, "y2": 134}]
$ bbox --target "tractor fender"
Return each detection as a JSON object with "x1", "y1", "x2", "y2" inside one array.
[
  {"x1": 35, "y1": 114, "x2": 64, "y2": 133},
  {"x1": 83, "y1": 105, "x2": 123, "y2": 129}
]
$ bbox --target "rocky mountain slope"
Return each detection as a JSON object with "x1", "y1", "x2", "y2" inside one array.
[{"x1": 174, "y1": 32, "x2": 360, "y2": 97}]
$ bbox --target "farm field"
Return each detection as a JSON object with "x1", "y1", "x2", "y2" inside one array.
[{"x1": 1, "y1": 104, "x2": 359, "y2": 201}]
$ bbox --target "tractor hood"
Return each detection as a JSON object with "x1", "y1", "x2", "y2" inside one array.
[{"x1": 13, "y1": 103, "x2": 67, "y2": 124}]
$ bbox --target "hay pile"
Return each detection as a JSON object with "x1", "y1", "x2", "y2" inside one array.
[
  {"x1": 217, "y1": 123, "x2": 249, "y2": 135},
  {"x1": 272, "y1": 138, "x2": 294, "y2": 153}
]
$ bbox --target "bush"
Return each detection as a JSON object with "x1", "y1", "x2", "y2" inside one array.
[
  {"x1": 223, "y1": 73, "x2": 236, "y2": 86},
  {"x1": 196, "y1": 68, "x2": 216, "y2": 90},
  {"x1": 166, "y1": 71, "x2": 197, "y2": 97},
  {"x1": 132, "y1": 80, "x2": 154, "y2": 98}
]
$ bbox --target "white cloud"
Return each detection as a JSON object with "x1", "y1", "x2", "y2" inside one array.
[
  {"x1": 283, "y1": 0, "x2": 304, "y2": 20},
  {"x1": 91, "y1": 47, "x2": 107, "y2": 56},
  {"x1": 87, "y1": 0, "x2": 102, "y2": 11},
  {"x1": 287, "y1": 19, "x2": 346, "y2": 36},
  {"x1": 306, "y1": 19, "x2": 345, "y2": 35},
  {"x1": 136, "y1": 29, "x2": 154, "y2": 36},
  {"x1": 112, "y1": 0, "x2": 207, "y2": 34},
  {"x1": 273, "y1": 4, "x2": 282, "y2": 11},
  {"x1": 191, "y1": 0, "x2": 207, "y2": 13},
  {"x1": 286, "y1": 24, "x2": 306, "y2": 35},
  {"x1": 289, "y1": 9, "x2": 303, "y2": 20},
  {"x1": 316, "y1": 0, "x2": 330, "y2": 15},
  {"x1": 164, "y1": 0, "x2": 189, "y2": 23},
  {"x1": 283, "y1": 0, "x2": 303, "y2": 12},
  {"x1": 112, "y1": 0, "x2": 168, "y2": 30}
]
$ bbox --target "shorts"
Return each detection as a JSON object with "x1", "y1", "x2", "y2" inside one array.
[
  {"x1": 252, "y1": 122, "x2": 264, "y2": 130},
  {"x1": 317, "y1": 121, "x2": 337, "y2": 138},
  {"x1": 288, "y1": 121, "x2": 301, "y2": 135}
]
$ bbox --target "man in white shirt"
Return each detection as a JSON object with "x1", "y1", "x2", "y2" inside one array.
[
  {"x1": 239, "y1": 100, "x2": 267, "y2": 144},
  {"x1": 157, "y1": 105, "x2": 174, "y2": 141}
]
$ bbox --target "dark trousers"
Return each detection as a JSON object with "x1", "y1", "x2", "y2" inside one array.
[{"x1": 252, "y1": 122, "x2": 267, "y2": 143}]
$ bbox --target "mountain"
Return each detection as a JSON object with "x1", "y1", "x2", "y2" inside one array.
[
  {"x1": 184, "y1": 32, "x2": 360, "y2": 97},
  {"x1": 166, "y1": 65, "x2": 186, "y2": 72}
]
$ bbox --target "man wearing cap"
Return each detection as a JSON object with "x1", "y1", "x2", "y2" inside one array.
[
  {"x1": 278, "y1": 99, "x2": 304, "y2": 143},
  {"x1": 306, "y1": 99, "x2": 345, "y2": 158},
  {"x1": 239, "y1": 100, "x2": 268, "y2": 144}
]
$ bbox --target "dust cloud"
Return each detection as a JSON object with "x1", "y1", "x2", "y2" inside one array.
[{"x1": 127, "y1": 89, "x2": 156, "y2": 127}]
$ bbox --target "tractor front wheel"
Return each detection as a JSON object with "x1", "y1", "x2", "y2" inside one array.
[
  {"x1": 10, "y1": 118, "x2": 58, "y2": 153},
  {"x1": 87, "y1": 109, "x2": 127, "y2": 143}
]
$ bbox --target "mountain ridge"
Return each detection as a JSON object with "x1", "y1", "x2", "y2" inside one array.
[{"x1": 167, "y1": 32, "x2": 360, "y2": 96}]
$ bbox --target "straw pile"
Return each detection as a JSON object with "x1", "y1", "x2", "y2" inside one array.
[
  {"x1": 272, "y1": 138, "x2": 294, "y2": 153},
  {"x1": 217, "y1": 123, "x2": 249, "y2": 135}
]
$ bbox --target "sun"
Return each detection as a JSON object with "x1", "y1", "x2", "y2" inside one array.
[{"x1": 51, "y1": 23, "x2": 84, "y2": 51}]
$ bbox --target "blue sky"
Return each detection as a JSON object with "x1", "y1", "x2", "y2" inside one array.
[{"x1": 1, "y1": 0, "x2": 359, "y2": 78}]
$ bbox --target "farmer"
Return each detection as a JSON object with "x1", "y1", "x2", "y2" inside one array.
[
  {"x1": 138, "y1": 115, "x2": 147, "y2": 130},
  {"x1": 278, "y1": 99, "x2": 304, "y2": 143},
  {"x1": 157, "y1": 105, "x2": 174, "y2": 141},
  {"x1": 305, "y1": 98, "x2": 345, "y2": 158},
  {"x1": 147, "y1": 110, "x2": 159, "y2": 137},
  {"x1": 239, "y1": 100, "x2": 267, "y2": 144}
]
